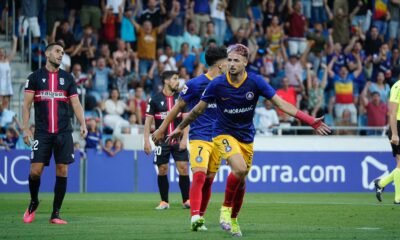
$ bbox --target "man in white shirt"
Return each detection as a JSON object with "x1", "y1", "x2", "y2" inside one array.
[{"x1": 254, "y1": 99, "x2": 279, "y2": 136}]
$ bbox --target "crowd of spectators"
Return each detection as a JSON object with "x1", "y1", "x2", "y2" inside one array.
[{"x1": 0, "y1": 0, "x2": 397, "y2": 151}]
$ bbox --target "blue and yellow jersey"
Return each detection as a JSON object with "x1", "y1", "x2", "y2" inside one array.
[
  {"x1": 201, "y1": 72, "x2": 276, "y2": 143},
  {"x1": 180, "y1": 74, "x2": 217, "y2": 142}
]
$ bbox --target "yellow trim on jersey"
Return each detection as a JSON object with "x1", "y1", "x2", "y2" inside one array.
[
  {"x1": 189, "y1": 140, "x2": 222, "y2": 172},
  {"x1": 213, "y1": 135, "x2": 254, "y2": 171},
  {"x1": 205, "y1": 73, "x2": 213, "y2": 80},
  {"x1": 226, "y1": 71, "x2": 248, "y2": 88},
  {"x1": 389, "y1": 81, "x2": 400, "y2": 120}
]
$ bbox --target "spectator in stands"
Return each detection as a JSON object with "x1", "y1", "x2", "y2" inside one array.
[
  {"x1": 102, "y1": 5, "x2": 123, "y2": 47},
  {"x1": 113, "y1": 39, "x2": 133, "y2": 72},
  {"x1": 175, "y1": 42, "x2": 199, "y2": 77},
  {"x1": 97, "y1": 43, "x2": 114, "y2": 67},
  {"x1": 158, "y1": 45, "x2": 177, "y2": 71},
  {"x1": 66, "y1": 0, "x2": 81, "y2": 30},
  {"x1": 335, "y1": 109, "x2": 357, "y2": 135},
  {"x1": 105, "y1": 0, "x2": 125, "y2": 14},
  {"x1": 364, "y1": 26, "x2": 383, "y2": 57},
  {"x1": 311, "y1": 0, "x2": 327, "y2": 25},
  {"x1": 131, "y1": 7, "x2": 179, "y2": 88},
  {"x1": 266, "y1": 15, "x2": 283, "y2": 57},
  {"x1": 306, "y1": 23, "x2": 326, "y2": 71},
  {"x1": 247, "y1": 48, "x2": 267, "y2": 76},
  {"x1": 389, "y1": 1, "x2": 400, "y2": 49},
  {"x1": 113, "y1": 139, "x2": 124, "y2": 154},
  {"x1": 71, "y1": 25, "x2": 97, "y2": 72},
  {"x1": 210, "y1": 0, "x2": 227, "y2": 46},
  {"x1": 0, "y1": 126, "x2": 18, "y2": 150},
  {"x1": 183, "y1": 21, "x2": 202, "y2": 53},
  {"x1": 201, "y1": 21, "x2": 217, "y2": 48},
  {"x1": 261, "y1": 0, "x2": 280, "y2": 30},
  {"x1": 110, "y1": 65, "x2": 135, "y2": 98},
  {"x1": 85, "y1": 118, "x2": 102, "y2": 150},
  {"x1": 191, "y1": 0, "x2": 211, "y2": 36},
  {"x1": 281, "y1": 40, "x2": 310, "y2": 87},
  {"x1": 361, "y1": 82, "x2": 388, "y2": 135},
  {"x1": 369, "y1": 43, "x2": 392, "y2": 84},
  {"x1": 0, "y1": 35, "x2": 17, "y2": 109},
  {"x1": 254, "y1": 99, "x2": 279, "y2": 136},
  {"x1": 178, "y1": 66, "x2": 190, "y2": 81},
  {"x1": 228, "y1": 27, "x2": 249, "y2": 47},
  {"x1": 371, "y1": 0, "x2": 390, "y2": 40},
  {"x1": 104, "y1": 88, "x2": 130, "y2": 131},
  {"x1": 328, "y1": 54, "x2": 363, "y2": 124},
  {"x1": 286, "y1": 0, "x2": 307, "y2": 56},
  {"x1": 80, "y1": 0, "x2": 101, "y2": 31},
  {"x1": 19, "y1": 0, "x2": 41, "y2": 42},
  {"x1": 71, "y1": 63, "x2": 89, "y2": 87},
  {"x1": 165, "y1": 0, "x2": 185, "y2": 53},
  {"x1": 87, "y1": 57, "x2": 112, "y2": 104},
  {"x1": 51, "y1": 21, "x2": 76, "y2": 55},
  {"x1": 103, "y1": 138, "x2": 115, "y2": 156},
  {"x1": 139, "y1": 0, "x2": 166, "y2": 27},
  {"x1": 276, "y1": 76, "x2": 304, "y2": 122},
  {"x1": 350, "y1": 0, "x2": 371, "y2": 34},
  {"x1": 226, "y1": 0, "x2": 250, "y2": 33},
  {"x1": 121, "y1": 6, "x2": 137, "y2": 50},
  {"x1": 306, "y1": 63, "x2": 327, "y2": 117},
  {"x1": 369, "y1": 72, "x2": 390, "y2": 104}
]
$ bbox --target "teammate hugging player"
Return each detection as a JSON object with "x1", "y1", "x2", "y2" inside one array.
[
  {"x1": 152, "y1": 46, "x2": 228, "y2": 231},
  {"x1": 167, "y1": 44, "x2": 330, "y2": 237},
  {"x1": 22, "y1": 42, "x2": 87, "y2": 224}
]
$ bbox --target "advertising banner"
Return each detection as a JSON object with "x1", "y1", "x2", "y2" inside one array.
[{"x1": 0, "y1": 150, "x2": 80, "y2": 192}]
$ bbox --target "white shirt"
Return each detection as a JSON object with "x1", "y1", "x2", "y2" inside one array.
[
  {"x1": 210, "y1": 0, "x2": 226, "y2": 20},
  {"x1": 105, "y1": 99, "x2": 126, "y2": 116},
  {"x1": 284, "y1": 61, "x2": 304, "y2": 86},
  {"x1": 255, "y1": 107, "x2": 279, "y2": 136},
  {"x1": 159, "y1": 55, "x2": 177, "y2": 71},
  {"x1": 107, "y1": 0, "x2": 124, "y2": 14}
]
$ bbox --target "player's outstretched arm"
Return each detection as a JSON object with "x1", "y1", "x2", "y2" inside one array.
[
  {"x1": 70, "y1": 96, "x2": 88, "y2": 138},
  {"x1": 22, "y1": 92, "x2": 34, "y2": 146},
  {"x1": 271, "y1": 94, "x2": 331, "y2": 135},
  {"x1": 166, "y1": 100, "x2": 208, "y2": 143},
  {"x1": 152, "y1": 98, "x2": 187, "y2": 144}
]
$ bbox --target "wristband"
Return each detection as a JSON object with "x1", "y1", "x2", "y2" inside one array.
[{"x1": 295, "y1": 110, "x2": 321, "y2": 129}]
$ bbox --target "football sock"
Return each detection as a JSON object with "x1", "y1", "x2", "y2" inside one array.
[
  {"x1": 52, "y1": 176, "x2": 67, "y2": 217},
  {"x1": 223, "y1": 173, "x2": 241, "y2": 207},
  {"x1": 179, "y1": 175, "x2": 190, "y2": 202},
  {"x1": 158, "y1": 175, "x2": 169, "y2": 203},
  {"x1": 380, "y1": 169, "x2": 396, "y2": 188},
  {"x1": 190, "y1": 172, "x2": 206, "y2": 216},
  {"x1": 200, "y1": 176, "x2": 214, "y2": 216},
  {"x1": 29, "y1": 175, "x2": 41, "y2": 204},
  {"x1": 393, "y1": 168, "x2": 400, "y2": 201},
  {"x1": 231, "y1": 181, "x2": 246, "y2": 218}
]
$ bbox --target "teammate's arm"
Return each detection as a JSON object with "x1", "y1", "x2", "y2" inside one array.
[
  {"x1": 166, "y1": 101, "x2": 208, "y2": 143},
  {"x1": 70, "y1": 96, "x2": 88, "y2": 138},
  {"x1": 144, "y1": 115, "x2": 154, "y2": 155},
  {"x1": 389, "y1": 101, "x2": 399, "y2": 145},
  {"x1": 22, "y1": 92, "x2": 34, "y2": 146},
  {"x1": 271, "y1": 94, "x2": 331, "y2": 135},
  {"x1": 152, "y1": 98, "x2": 187, "y2": 144}
]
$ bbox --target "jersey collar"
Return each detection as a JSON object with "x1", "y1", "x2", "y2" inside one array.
[
  {"x1": 204, "y1": 73, "x2": 213, "y2": 80},
  {"x1": 226, "y1": 71, "x2": 247, "y2": 88}
]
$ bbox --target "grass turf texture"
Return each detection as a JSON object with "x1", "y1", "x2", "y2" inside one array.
[{"x1": 0, "y1": 193, "x2": 399, "y2": 239}]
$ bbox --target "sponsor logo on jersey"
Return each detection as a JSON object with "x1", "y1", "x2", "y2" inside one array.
[
  {"x1": 42, "y1": 78, "x2": 46, "y2": 83},
  {"x1": 36, "y1": 91, "x2": 66, "y2": 99},
  {"x1": 223, "y1": 106, "x2": 254, "y2": 114},
  {"x1": 246, "y1": 91, "x2": 254, "y2": 100},
  {"x1": 182, "y1": 84, "x2": 188, "y2": 94},
  {"x1": 60, "y1": 78, "x2": 64, "y2": 85}
]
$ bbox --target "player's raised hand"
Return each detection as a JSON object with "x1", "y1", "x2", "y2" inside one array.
[
  {"x1": 166, "y1": 128, "x2": 183, "y2": 144},
  {"x1": 80, "y1": 125, "x2": 88, "y2": 138},
  {"x1": 23, "y1": 128, "x2": 33, "y2": 146},
  {"x1": 152, "y1": 129, "x2": 165, "y2": 144},
  {"x1": 391, "y1": 135, "x2": 399, "y2": 146},
  {"x1": 312, "y1": 117, "x2": 331, "y2": 135}
]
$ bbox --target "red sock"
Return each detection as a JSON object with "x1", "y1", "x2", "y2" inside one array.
[
  {"x1": 199, "y1": 176, "x2": 214, "y2": 216},
  {"x1": 190, "y1": 172, "x2": 206, "y2": 216},
  {"x1": 223, "y1": 173, "x2": 241, "y2": 207},
  {"x1": 231, "y1": 181, "x2": 246, "y2": 218}
]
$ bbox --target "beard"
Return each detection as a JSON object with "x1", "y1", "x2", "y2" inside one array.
[{"x1": 49, "y1": 58, "x2": 61, "y2": 68}]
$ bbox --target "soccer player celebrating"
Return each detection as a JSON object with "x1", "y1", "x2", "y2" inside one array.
[
  {"x1": 167, "y1": 44, "x2": 330, "y2": 237},
  {"x1": 152, "y1": 46, "x2": 228, "y2": 231},
  {"x1": 22, "y1": 42, "x2": 87, "y2": 224},
  {"x1": 144, "y1": 71, "x2": 190, "y2": 210},
  {"x1": 374, "y1": 80, "x2": 400, "y2": 204}
]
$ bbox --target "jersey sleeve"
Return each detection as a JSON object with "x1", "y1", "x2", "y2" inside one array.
[
  {"x1": 24, "y1": 72, "x2": 36, "y2": 93},
  {"x1": 200, "y1": 79, "x2": 217, "y2": 103},
  {"x1": 67, "y1": 74, "x2": 79, "y2": 98},
  {"x1": 145, "y1": 97, "x2": 156, "y2": 116},
  {"x1": 255, "y1": 75, "x2": 276, "y2": 99},
  {"x1": 390, "y1": 83, "x2": 400, "y2": 104},
  {"x1": 179, "y1": 81, "x2": 194, "y2": 103}
]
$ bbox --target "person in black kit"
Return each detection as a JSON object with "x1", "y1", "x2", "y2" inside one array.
[
  {"x1": 144, "y1": 70, "x2": 190, "y2": 210},
  {"x1": 22, "y1": 42, "x2": 87, "y2": 224}
]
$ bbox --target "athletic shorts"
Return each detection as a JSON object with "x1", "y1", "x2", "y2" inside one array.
[
  {"x1": 153, "y1": 143, "x2": 189, "y2": 166},
  {"x1": 388, "y1": 121, "x2": 400, "y2": 157},
  {"x1": 189, "y1": 140, "x2": 221, "y2": 173},
  {"x1": 30, "y1": 132, "x2": 74, "y2": 166},
  {"x1": 213, "y1": 135, "x2": 254, "y2": 171}
]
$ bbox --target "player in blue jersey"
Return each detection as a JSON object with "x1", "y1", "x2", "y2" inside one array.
[
  {"x1": 152, "y1": 46, "x2": 227, "y2": 231},
  {"x1": 167, "y1": 44, "x2": 331, "y2": 237}
]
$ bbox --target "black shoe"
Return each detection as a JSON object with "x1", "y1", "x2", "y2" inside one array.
[
  {"x1": 394, "y1": 201, "x2": 400, "y2": 205},
  {"x1": 374, "y1": 179, "x2": 384, "y2": 202}
]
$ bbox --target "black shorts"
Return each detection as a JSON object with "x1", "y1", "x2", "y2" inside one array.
[
  {"x1": 31, "y1": 132, "x2": 75, "y2": 166},
  {"x1": 153, "y1": 143, "x2": 189, "y2": 166},
  {"x1": 388, "y1": 121, "x2": 400, "y2": 157}
]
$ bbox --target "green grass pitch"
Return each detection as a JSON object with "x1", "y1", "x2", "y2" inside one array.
[{"x1": 0, "y1": 193, "x2": 399, "y2": 239}]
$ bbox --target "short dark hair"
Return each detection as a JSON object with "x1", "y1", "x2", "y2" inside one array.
[
  {"x1": 45, "y1": 42, "x2": 64, "y2": 52},
  {"x1": 205, "y1": 46, "x2": 227, "y2": 66},
  {"x1": 161, "y1": 70, "x2": 178, "y2": 84}
]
